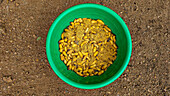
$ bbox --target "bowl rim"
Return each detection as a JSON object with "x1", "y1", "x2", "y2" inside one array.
[{"x1": 46, "y1": 3, "x2": 132, "y2": 89}]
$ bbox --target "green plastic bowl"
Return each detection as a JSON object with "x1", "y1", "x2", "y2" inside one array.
[{"x1": 46, "y1": 3, "x2": 132, "y2": 89}]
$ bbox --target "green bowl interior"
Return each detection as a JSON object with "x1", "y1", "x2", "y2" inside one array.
[{"x1": 46, "y1": 4, "x2": 132, "y2": 89}]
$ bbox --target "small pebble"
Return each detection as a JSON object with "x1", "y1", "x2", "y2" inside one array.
[
  {"x1": 9, "y1": 0, "x2": 15, "y2": 2},
  {"x1": 0, "y1": 27, "x2": 6, "y2": 35},
  {"x1": 33, "y1": 34, "x2": 36, "y2": 38},
  {"x1": 107, "y1": 91, "x2": 111, "y2": 94},
  {"x1": 15, "y1": 3, "x2": 20, "y2": 7},
  {"x1": 3, "y1": 76, "x2": 13, "y2": 83}
]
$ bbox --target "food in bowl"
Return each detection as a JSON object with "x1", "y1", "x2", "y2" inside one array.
[
  {"x1": 46, "y1": 3, "x2": 132, "y2": 89},
  {"x1": 59, "y1": 18, "x2": 117, "y2": 77}
]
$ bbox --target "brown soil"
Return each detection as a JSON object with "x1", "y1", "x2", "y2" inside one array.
[{"x1": 0, "y1": 0, "x2": 169, "y2": 96}]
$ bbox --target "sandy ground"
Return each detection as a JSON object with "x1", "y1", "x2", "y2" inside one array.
[{"x1": 0, "y1": 0, "x2": 169, "y2": 96}]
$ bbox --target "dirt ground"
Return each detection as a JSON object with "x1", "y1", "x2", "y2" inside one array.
[{"x1": 0, "y1": 0, "x2": 169, "y2": 96}]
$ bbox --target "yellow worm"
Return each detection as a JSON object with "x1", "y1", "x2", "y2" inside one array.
[
  {"x1": 78, "y1": 51, "x2": 83, "y2": 58},
  {"x1": 97, "y1": 19, "x2": 104, "y2": 25},
  {"x1": 65, "y1": 29, "x2": 69, "y2": 32},
  {"x1": 93, "y1": 47, "x2": 97, "y2": 52},
  {"x1": 98, "y1": 70, "x2": 104, "y2": 75},
  {"x1": 60, "y1": 54, "x2": 64, "y2": 61},
  {"x1": 104, "y1": 26, "x2": 111, "y2": 31},
  {"x1": 63, "y1": 51, "x2": 67, "y2": 57},
  {"x1": 92, "y1": 20, "x2": 97, "y2": 24},
  {"x1": 94, "y1": 51, "x2": 98, "y2": 56}
]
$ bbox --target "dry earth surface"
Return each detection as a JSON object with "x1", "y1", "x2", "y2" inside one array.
[{"x1": 0, "y1": 0, "x2": 169, "y2": 96}]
